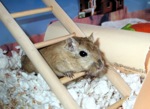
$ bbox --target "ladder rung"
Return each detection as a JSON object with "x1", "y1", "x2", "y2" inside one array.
[
  {"x1": 11, "y1": 6, "x2": 52, "y2": 18},
  {"x1": 60, "y1": 72, "x2": 85, "y2": 84},
  {"x1": 34, "y1": 32, "x2": 76, "y2": 49},
  {"x1": 107, "y1": 96, "x2": 128, "y2": 109}
]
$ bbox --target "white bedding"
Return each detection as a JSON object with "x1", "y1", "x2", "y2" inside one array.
[{"x1": 0, "y1": 48, "x2": 143, "y2": 109}]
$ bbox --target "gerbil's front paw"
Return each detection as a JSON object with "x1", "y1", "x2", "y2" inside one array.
[{"x1": 64, "y1": 71, "x2": 74, "y2": 78}]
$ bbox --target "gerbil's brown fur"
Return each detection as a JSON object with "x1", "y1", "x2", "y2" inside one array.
[{"x1": 21, "y1": 34, "x2": 105, "y2": 77}]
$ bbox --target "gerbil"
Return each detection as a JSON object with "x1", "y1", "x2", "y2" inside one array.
[{"x1": 21, "y1": 34, "x2": 105, "y2": 78}]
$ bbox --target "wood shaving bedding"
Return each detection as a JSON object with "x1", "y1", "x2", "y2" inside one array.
[{"x1": 0, "y1": 48, "x2": 144, "y2": 109}]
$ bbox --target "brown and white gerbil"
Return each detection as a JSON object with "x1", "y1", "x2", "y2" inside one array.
[{"x1": 21, "y1": 34, "x2": 105, "y2": 78}]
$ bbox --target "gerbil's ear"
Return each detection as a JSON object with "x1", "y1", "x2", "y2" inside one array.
[
  {"x1": 65, "y1": 38, "x2": 79, "y2": 51},
  {"x1": 94, "y1": 38, "x2": 100, "y2": 47},
  {"x1": 88, "y1": 33, "x2": 94, "y2": 42}
]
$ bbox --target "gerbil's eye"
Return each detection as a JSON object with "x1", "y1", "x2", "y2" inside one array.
[{"x1": 79, "y1": 51, "x2": 87, "y2": 57}]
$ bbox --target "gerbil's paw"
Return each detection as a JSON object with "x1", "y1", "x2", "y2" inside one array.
[{"x1": 64, "y1": 71, "x2": 74, "y2": 78}]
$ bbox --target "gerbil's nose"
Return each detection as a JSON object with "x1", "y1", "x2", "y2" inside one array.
[
  {"x1": 98, "y1": 59, "x2": 103, "y2": 65},
  {"x1": 97, "y1": 59, "x2": 104, "y2": 69}
]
